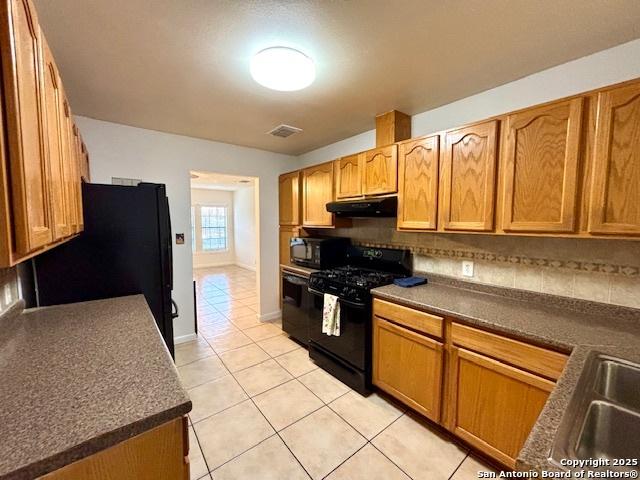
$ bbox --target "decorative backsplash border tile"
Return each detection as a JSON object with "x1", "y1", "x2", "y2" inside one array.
[{"x1": 353, "y1": 240, "x2": 640, "y2": 277}]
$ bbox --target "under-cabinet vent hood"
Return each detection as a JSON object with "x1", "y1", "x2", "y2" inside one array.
[{"x1": 326, "y1": 196, "x2": 397, "y2": 217}]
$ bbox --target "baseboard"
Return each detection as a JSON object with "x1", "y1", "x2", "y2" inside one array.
[
  {"x1": 235, "y1": 262, "x2": 256, "y2": 272},
  {"x1": 193, "y1": 261, "x2": 234, "y2": 269},
  {"x1": 259, "y1": 310, "x2": 282, "y2": 322},
  {"x1": 174, "y1": 333, "x2": 197, "y2": 344}
]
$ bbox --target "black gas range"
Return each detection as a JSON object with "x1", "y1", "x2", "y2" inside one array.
[{"x1": 307, "y1": 246, "x2": 411, "y2": 394}]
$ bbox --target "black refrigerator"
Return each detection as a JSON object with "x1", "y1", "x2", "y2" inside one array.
[{"x1": 34, "y1": 182, "x2": 178, "y2": 357}]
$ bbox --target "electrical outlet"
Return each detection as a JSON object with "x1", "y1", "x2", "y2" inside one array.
[{"x1": 462, "y1": 260, "x2": 474, "y2": 278}]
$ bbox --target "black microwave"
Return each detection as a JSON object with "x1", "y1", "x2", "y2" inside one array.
[{"x1": 290, "y1": 237, "x2": 350, "y2": 269}]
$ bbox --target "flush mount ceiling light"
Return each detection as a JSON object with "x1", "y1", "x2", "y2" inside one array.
[{"x1": 250, "y1": 47, "x2": 315, "y2": 91}]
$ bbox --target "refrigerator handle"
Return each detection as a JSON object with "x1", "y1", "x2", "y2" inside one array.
[
  {"x1": 165, "y1": 196, "x2": 173, "y2": 290},
  {"x1": 171, "y1": 299, "x2": 179, "y2": 319}
]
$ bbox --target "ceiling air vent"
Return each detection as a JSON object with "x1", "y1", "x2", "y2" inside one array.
[{"x1": 268, "y1": 124, "x2": 302, "y2": 138}]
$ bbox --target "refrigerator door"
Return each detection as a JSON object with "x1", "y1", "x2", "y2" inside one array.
[{"x1": 34, "y1": 182, "x2": 176, "y2": 357}]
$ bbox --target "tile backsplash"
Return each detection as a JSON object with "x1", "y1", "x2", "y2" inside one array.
[
  {"x1": 310, "y1": 218, "x2": 640, "y2": 309},
  {"x1": 0, "y1": 267, "x2": 20, "y2": 315}
]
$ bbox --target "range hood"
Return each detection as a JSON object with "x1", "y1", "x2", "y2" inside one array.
[{"x1": 326, "y1": 196, "x2": 397, "y2": 217}]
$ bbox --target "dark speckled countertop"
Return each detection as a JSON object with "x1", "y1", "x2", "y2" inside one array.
[
  {"x1": 371, "y1": 277, "x2": 640, "y2": 472},
  {"x1": 0, "y1": 295, "x2": 191, "y2": 480},
  {"x1": 280, "y1": 263, "x2": 319, "y2": 277}
]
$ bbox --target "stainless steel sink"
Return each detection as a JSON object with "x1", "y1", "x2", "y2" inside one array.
[
  {"x1": 550, "y1": 354, "x2": 640, "y2": 472},
  {"x1": 594, "y1": 358, "x2": 640, "y2": 410}
]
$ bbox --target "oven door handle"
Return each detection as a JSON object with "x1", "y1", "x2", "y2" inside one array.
[
  {"x1": 308, "y1": 288, "x2": 367, "y2": 310},
  {"x1": 283, "y1": 274, "x2": 309, "y2": 287}
]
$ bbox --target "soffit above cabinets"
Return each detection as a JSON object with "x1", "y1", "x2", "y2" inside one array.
[{"x1": 34, "y1": 0, "x2": 640, "y2": 155}]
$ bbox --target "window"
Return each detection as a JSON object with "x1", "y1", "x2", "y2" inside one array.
[
  {"x1": 191, "y1": 204, "x2": 228, "y2": 252},
  {"x1": 201, "y1": 206, "x2": 227, "y2": 251}
]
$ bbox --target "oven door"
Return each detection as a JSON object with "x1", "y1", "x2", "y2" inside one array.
[
  {"x1": 307, "y1": 288, "x2": 368, "y2": 370},
  {"x1": 281, "y1": 273, "x2": 311, "y2": 345}
]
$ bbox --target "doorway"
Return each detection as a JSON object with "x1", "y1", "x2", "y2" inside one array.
[{"x1": 189, "y1": 171, "x2": 259, "y2": 333}]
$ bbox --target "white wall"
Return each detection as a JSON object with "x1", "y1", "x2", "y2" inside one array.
[
  {"x1": 76, "y1": 116, "x2": 296, "y2": 342},
  {"x1": 191, "y1": 188, "x2": 235, "y2": 268},
  {"x1": 298, "y1": 38, "x2": 640, "y2": 166},
  {"x1": 233, "y1": 186, "x2": 257, "y2": 271}
]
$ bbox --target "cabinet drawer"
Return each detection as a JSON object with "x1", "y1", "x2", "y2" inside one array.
[
  {"x1": 451, "y1": 323, "x2": 567, "y2": 380},
  {"x1": 373, "y1": 298, "x2": 443, "y2": 339}
]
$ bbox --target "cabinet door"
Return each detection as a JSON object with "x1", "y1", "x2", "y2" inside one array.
[
  {"x1": 71, "y1": 123, "x2": 83, "y2": 232},
  {"x1": 40, "y1": 35, "x2": 70, "y2": 240},
  {"x1": 1, "y1": 0, "x2": 53, "y2": 254},
  {"x1": 279, "y1": 171, "x2": 301, "y2": 226},
  {"x1": 441, "y1": 120, "x2": 498, "y2": 231},
  {"x1": 302, "y1": 162, "x2": 334, "y2": 227},
  {"x1": 335, "y1": 153, "x2": 363, "y2": 199},
  {"x1": 502, "y1": 99, "x2": 583, "y2": 233},
  {"x1": 279, "y1": 226, "x2": 298, "y2": 265},
  {"x1": 363, "y1": 144, "x2": 397, "y2": 196},
  {"x1": 59, "y1": 95, "x2": 79, "y2": 234},
  {"x1": 81, "y1": 142, "x2": 90, "y2": 182},
  {"x1": 41, "y1": 417, "x2": 188, "y2": 480},
  {"x1": 448, "y1": 347, "x2": 553, "y2": 468},
  {"x1": 588, "y1": 83, "x2": 640, "y2": 235},
  {"x1": 373, "y1": 316, "x2": 443, "y2": 422},
  {"x1": 397, "y1": 135, "x2": 439, "y2": 230}
]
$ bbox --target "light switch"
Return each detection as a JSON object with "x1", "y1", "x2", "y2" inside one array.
[{"x1": 462, "y1": 260, "x2": 474, "y2": 278}]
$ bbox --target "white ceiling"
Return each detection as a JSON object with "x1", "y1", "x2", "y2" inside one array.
[
  {"x1": 190, "y1": 171, "x2": 255, "y2": 191},
  {"x1": 34, "y1": 0, "x2": 640, "y2": 155}
]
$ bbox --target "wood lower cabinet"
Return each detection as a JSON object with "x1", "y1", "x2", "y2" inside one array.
[
  {"x1": 588, "y1": 82, "x2": 640, "y2": 235},
  {"x1": 397, "y1": 135, "x2": 439, "y2": 230},
  {"x1": 302, "y1": 161, "x2": 335, "y2": 227},
  {"x1": 41, "y1": 417, "x2": 189, "y2": 480},
  {"x1": 279, "y1": 171, "x2": 301, "y2": 226},
  {"x1": 441, "y1": 120, "x2": 498, "y2": 231},
  {"x1": 335, "y1": 153, "x2": 363, "y2": 199},
  {"x1": 373, "y1": 315, "x2": 444, "y2": 422},
  {"x1": 0, "y1": 0, "x2": 53, "y2": 256},
  {"x1": 363, "y1": 144, "x2": 397, "y2": 196},
  {"x1": 501, "y1": 98, "x2": 583, "y2": 233},
  {"x1": 447, "y1": 347, "x2": 554, "y2": 468},
  {"x1": 371, "y1": 298, "x2": 568, "y2": 470}
]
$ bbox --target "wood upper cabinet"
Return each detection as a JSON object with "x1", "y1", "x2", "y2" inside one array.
[
  {"x1": 0, "y1": 0, "x2": 53, "y2": 255},
  {"x1": 441, "y1": 120, "x2": 498, "y2": 231},
  {"x1": 40, "y1": 35, "x2": 70, "y2": 241},
  {"x1": 69, "y1": 122, "x2": 82, "y2": 232},
  {"x1": 74, "y1": 127, "x2": 84, "y2": 231},
  {"x1": 279, "y1": 226, "x2": 298, "y2": 265},
  {"x1": 588, "y1": 82, "x2": 640, "y2": 235},
  {"x1": 335, "y1": 153, "x2": 363, "y2": 199},
  {"x1": 501, "y1": 99, "x2": 583, "y2": 233},
  {"x1": 279, "y1": 171, "x2": 301, "y2": 226},
  {"x1": 302, "y1": 162, "x2": 335, "y2": 227},
  {"x1": 372, "y1": 301, "x2": 444, "y2": 422},
  {"x1": 0, "y1": 0, "x2": 88, "y2": 266},
  {"x1": 81, "y1": 142, "x2": 90, "y2": 182},
  {"x1": 363, "y1": 144, "x2": 397, "y2": 196},
  {"x1": 60, "y1": 94, "x2": 79, "y2": 235},
  {"x1": 448, "y1": 347, "x2": 554, "y2": 468},
  {"x1": 397, "y1": 135, "x2": 439, "y2": 230}
]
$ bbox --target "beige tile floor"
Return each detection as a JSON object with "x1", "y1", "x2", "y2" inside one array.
[{"x1": 180, "y1": 266, "x2": 497, "y2": 480}]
